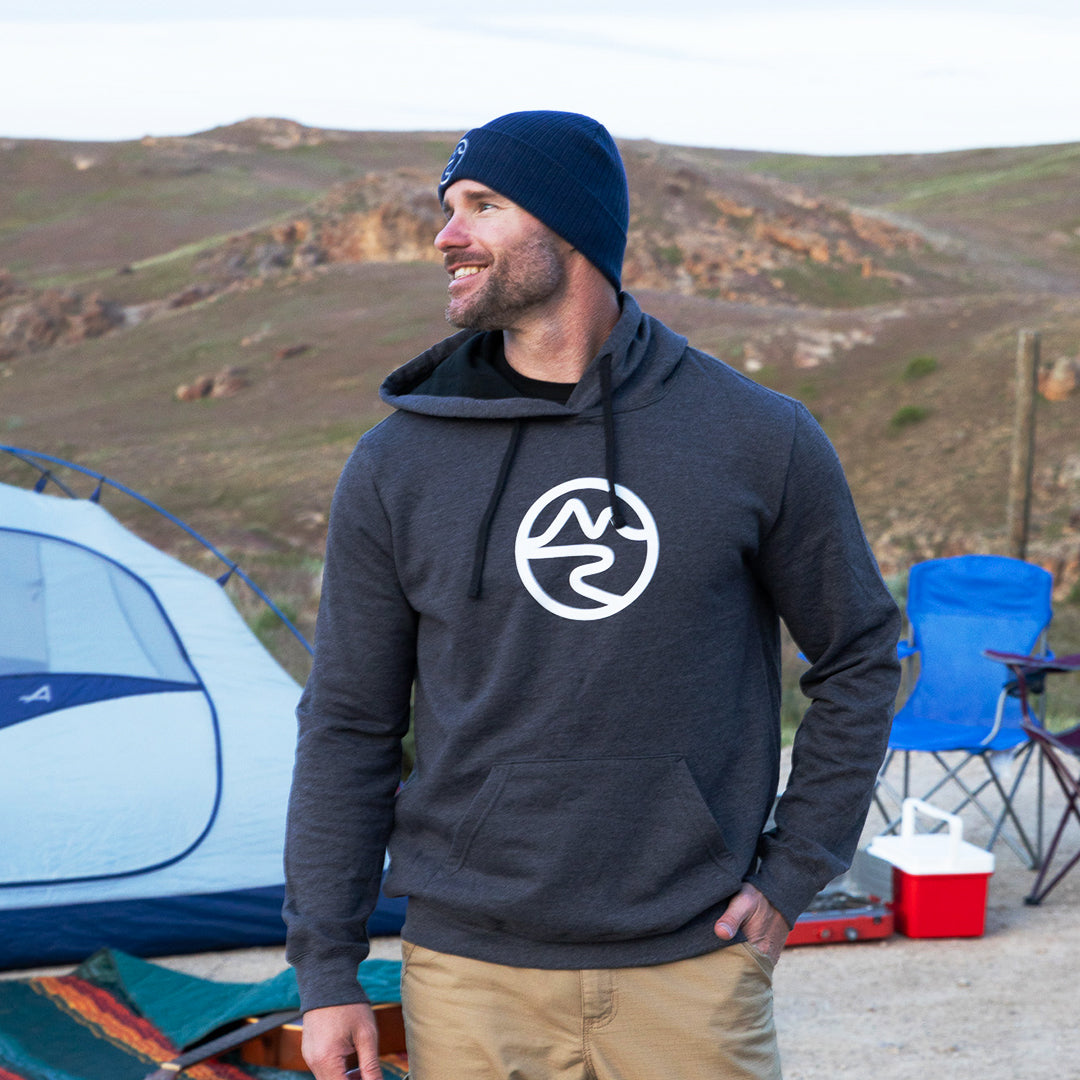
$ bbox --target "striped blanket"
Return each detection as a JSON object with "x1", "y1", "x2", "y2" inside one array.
[{"x1": 0, "y1": 950, "x2": 406, "y2": 1080}]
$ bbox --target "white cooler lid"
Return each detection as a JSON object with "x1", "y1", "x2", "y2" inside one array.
[
  {"x1": 866, "y1": 798, "x2": 995, "y2": 875},
  {"x1": 867, "y1": 832, "x2": 995, "y2": 875}
]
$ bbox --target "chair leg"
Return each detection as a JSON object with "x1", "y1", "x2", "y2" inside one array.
[
  {"x1": 982, "y1": 743, "x2": 1040, "y2": 869},
  {"x1": 930, "y1": 756, "x2": 1037, "y2": 867},
  {"x1": 871, "y1": 749, "x2": 907, "y2": 834},
  {"x1": 1024, "y1": 744, "x2": 1080, "y2": 905},
  {"x1": 871, "y1": 747, "x2": 1040, "y2": 868},
  {"x1": 1026, "y1": 820, "x2": 1080, "y2": 904}
]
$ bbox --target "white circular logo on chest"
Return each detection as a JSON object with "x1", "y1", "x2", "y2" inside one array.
[{"x1": 514, "y1": 478, "x2": 659, "y2": 621}]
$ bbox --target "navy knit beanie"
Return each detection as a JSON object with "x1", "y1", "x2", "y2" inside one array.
[{"x1": 437, "y1": 111, "x2": 629, "y2": 291}]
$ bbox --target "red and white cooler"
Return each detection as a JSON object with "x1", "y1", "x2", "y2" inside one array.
[{"x1": 868, "y1": 798, "x2": 995, "y2": 938}]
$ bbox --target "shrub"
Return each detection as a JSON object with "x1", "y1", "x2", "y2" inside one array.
[
  {"x1": 658, "y1": 243, "x2": 684, "y2": 266},
  {"x1": 890, "y1": 404, "x2": 932, "y2": 430},
  {"x1": 903, "y1": 354, "x2": 939, "y2": 380},
  {"x1": 251, "y1": 602, "x2": 300, "y2": 642}
]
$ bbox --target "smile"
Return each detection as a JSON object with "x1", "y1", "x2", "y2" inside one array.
[{"x1": 453, "y1": 266, "x2": 483, "y2": 280}]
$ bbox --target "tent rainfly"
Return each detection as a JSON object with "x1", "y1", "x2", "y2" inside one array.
[{"x1": 0, "y1": 473, "x2": 307, "y2": 969}]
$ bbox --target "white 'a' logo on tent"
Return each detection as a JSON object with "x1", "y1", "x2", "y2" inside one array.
[
  {"x1": 19, "y1": 684, "x2": 52, "y2": 705},
  {"x1": 515, "y1": 478, "x2": 659, "y2": 621}
]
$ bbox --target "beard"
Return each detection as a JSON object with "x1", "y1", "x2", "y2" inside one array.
[{"x1": 445, "y1": 232, "x2": 568, "y2": 331}]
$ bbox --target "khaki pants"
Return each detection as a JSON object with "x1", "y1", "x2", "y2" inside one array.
[{"x1": 400, "y1": 941, "x2": 781, "y2": 1080}]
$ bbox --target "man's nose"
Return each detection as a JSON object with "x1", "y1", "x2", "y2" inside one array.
[{"x1": 435, "y1": 213, "x2": 468, "y2": 252}]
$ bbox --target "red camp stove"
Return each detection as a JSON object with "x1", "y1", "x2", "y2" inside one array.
[{"x1": 786, "y1": 889, "x2": 893, "y2": 946}]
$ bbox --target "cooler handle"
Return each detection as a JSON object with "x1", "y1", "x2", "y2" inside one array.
[{"x1": 901, "y1": 798, "x2": 963, "y2": 864}]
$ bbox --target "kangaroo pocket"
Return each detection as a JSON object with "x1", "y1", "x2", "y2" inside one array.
[{"x1": 428, "y1": 755, "x2": 741, "y2": 943}]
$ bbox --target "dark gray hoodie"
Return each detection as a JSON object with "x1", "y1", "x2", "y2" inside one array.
[{"x1": 284, "y1": 293, "x2": 901, "y2": 1011}]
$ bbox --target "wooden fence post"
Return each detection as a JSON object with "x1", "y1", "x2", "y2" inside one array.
[{"x1": 1006, "y1": 329, "x2": 1040, "y2": 560}]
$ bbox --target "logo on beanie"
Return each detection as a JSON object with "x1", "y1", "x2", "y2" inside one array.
[
  {"x1": 441, "y1": 138, "x2": 469, "y2": 186},
  {"x1": 515, "y1": 478, "x2": 659, "y2": 621}
]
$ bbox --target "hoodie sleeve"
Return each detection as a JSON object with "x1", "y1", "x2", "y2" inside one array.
[
  {"x1": 283, "y1": 441, "x2": 418, "y2": 1012},
  {"x1": 744, "y1": 402, "x2": 901, "y2": 926}
]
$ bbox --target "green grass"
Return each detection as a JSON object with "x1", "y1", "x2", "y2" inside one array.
[
  {"x1": 15, "y1": 234, "x2": 234, "y2": 296},
  {"x1": 741, "y1": 152, "x2": 895, "y2": 186},
  {"x1": 250, "y1": 601, "x2": 300, "y2": 639},
  {"x1": 891, "y1": 145, "x2": 1080, "y2": 207},
  {"x1": 773, "y1": 263, "x2": 904, "y2": 308}
]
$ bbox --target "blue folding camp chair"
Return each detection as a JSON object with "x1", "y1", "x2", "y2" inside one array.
[{"x1": 873, "y1": 554, "x2": 1054, "y2": 867}]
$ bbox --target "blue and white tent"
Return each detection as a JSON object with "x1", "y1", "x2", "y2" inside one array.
[{"x1": 0, "y1": 459, "x2": 309, "y2": 969}]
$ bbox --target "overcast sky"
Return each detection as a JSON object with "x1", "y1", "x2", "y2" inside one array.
[{"x1": 3, "y1": 0, "x2": 1078, "y2": 155}]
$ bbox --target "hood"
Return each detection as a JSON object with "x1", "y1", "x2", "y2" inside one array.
[
  {"x1": 378, "y1": 292, "x2": 689, "y2": 599},
  {"x1": 379, "y1": 293, "x2": 688, "y2": 421}
]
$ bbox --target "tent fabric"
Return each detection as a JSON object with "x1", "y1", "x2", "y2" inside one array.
[
  {"x1": 0, "y1": 481, "x2": 407, "y2": 969},
  {"x1": 0, "y1": 483, "x2": 308, "y2": 968},
  {"x1": 0, "y1": 888, "x2": 293, "y2": 971},
  {"x1": 1, "y1": 528, "x2": 199, "y2": 680},
  {"x1": 1, "y1": 885, "x2": 409, "y2": 971},
  {"x1": 1, "y1": 673, "x2": 199, "y2": 730}
]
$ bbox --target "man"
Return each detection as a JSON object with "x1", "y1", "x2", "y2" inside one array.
[{"x1": 284, "y1": 111, "x2": 901, "y2": 1080}]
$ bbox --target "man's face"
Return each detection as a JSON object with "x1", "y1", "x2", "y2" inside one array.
[{"x1": 435, "y1": 180, "x2": 571, "y2": 331}]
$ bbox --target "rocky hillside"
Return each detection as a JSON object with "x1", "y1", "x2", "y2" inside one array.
[
  {"x1": 2, "y1": 119, "x2": 1079, "y2": 683},
  {"x1": 0, "y1": 123, "x2": 952, "y2": 366}
]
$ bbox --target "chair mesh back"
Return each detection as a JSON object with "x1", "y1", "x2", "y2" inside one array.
[{"x1": 904, "y1": 555, "x2": 1053, "y2": 731}]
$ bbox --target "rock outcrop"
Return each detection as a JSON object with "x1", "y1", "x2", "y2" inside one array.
[
  {"x1": 619, "y1": 156, "x2": 927, "y2": 303},
  {"x1": 1039, "y1": 355, "x2": 1079, "y2": 401},
  {"x1": 176, "y1": 366, "x2": 248, "y2": 401},
  {"x1": 0, "y1": 286, "x2": 124, "y2": 360}
]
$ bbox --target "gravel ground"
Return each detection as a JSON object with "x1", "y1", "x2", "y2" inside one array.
[{"x1": 774, "y1": 747, "x2": 1079, "y2": 1080}]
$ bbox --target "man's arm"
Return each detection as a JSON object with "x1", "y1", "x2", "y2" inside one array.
[
  {"x1": 284, "y1": 443, "x2": 418, "y2": 1012},
  {"x1": 746, "y1": 402, "x2": 902, "y2": 926}
]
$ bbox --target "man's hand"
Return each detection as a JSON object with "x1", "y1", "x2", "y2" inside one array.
[
  {"x1": 713, "y1": 882, "x2": 790, "y2": 965},
  {"x1": 301, "y1": 1002, "x2": 381, "y2": 1080}
]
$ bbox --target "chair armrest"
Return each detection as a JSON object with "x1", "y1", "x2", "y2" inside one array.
[{"x1": 980, "y1": 649, "x2": 1078, "y2": 744}]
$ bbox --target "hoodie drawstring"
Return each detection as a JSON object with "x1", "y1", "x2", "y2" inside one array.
[
  {"x1": 599, "y1": 354, "x2": 626, "y2": 530},
  {"x1": 469, "y1": 419, "x2": 524, "y2": 599},
  {"x1": 469, "y1": 356, "x2": 624, "y2": 599}
]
